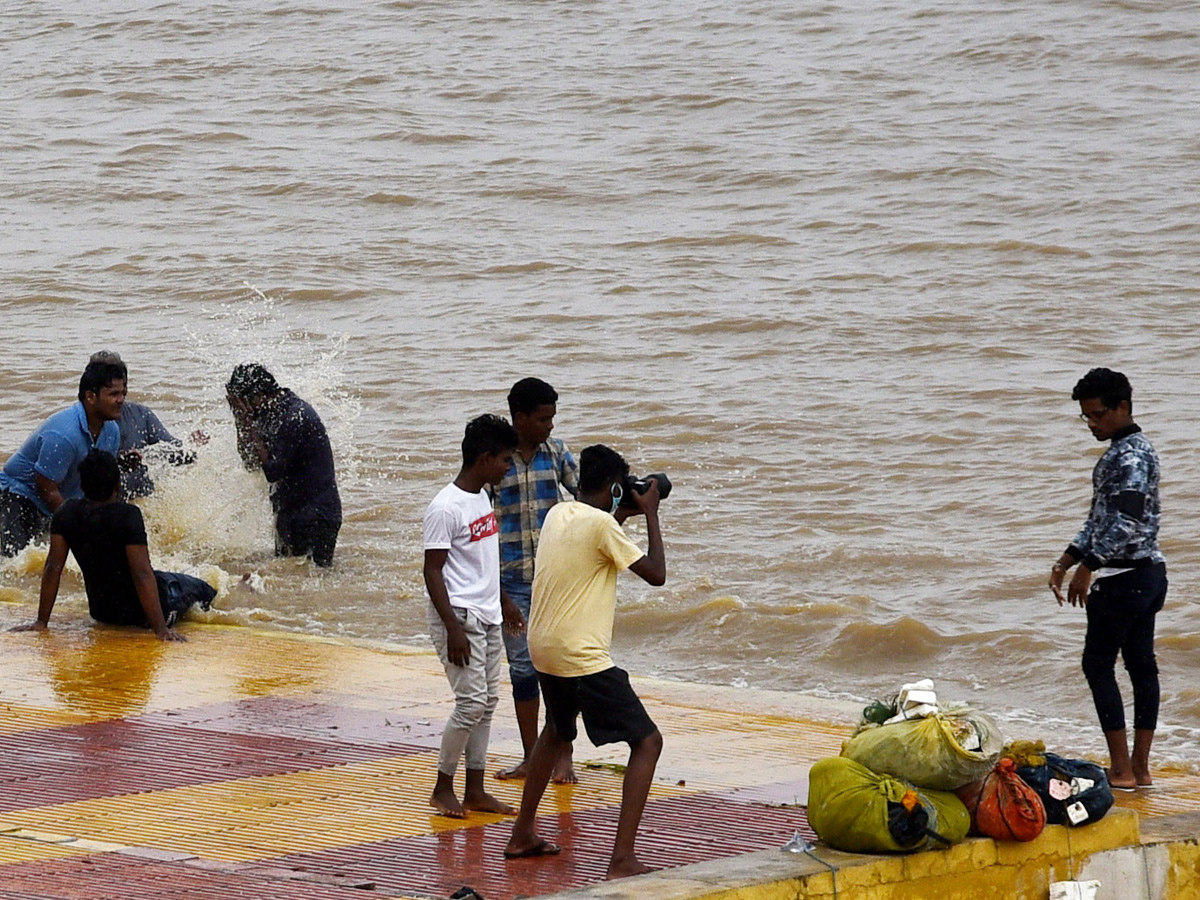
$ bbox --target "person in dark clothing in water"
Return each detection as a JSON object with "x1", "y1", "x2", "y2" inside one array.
[
  {"x1": 10, "y1": 450, "x2": 216, "y2": 641},
  {"x1": 226, "y1": 363, "x2": 342, "y2": 567}
]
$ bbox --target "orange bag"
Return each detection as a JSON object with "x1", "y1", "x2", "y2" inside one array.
[{"x1": 955, "y1": 757, "x2": 1046, "y2": 842}]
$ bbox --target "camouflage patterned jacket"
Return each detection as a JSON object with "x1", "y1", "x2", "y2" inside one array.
[{"x1": 1067, "y1": 424, "x2": 1165, "y2": 571}]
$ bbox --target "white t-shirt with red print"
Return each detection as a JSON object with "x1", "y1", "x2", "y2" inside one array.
[{"x1": 423, "y1": 482, "x2": 502, "y2": 624}]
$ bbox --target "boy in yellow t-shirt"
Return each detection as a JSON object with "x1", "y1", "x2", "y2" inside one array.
[{"x1": 504, "y1": 444, "x2": 667, "y2": 880}]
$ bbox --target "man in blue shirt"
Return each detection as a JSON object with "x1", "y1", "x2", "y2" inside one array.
[{"x1": 0, "y1": 359, "x2": 126, "y2": 556}]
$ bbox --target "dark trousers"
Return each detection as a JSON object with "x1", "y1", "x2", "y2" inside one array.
[
  {"x1": 1082, "y1": 562, "x2": 1167, "y2": 732},
  {"x1": 154, "y1": 571, "x2": 217, "y2": 619},
  {"x1": 0, "y1": 490, "x2": 49, "y2": 558},
  {"x1": 93, "y1": 570, "x2": 217, "y2": 628},
  {"x1": 275, "y1": 513, "x2": 340, "y2": 568}
]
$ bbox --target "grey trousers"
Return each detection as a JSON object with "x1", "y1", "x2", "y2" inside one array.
[{"x1": 429, "y1": 606, "x2": 502, "y2": 777}]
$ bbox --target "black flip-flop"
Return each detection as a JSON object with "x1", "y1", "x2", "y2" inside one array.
[{"x1": 504, "y1": 839, "x2": 562, "y2": 859}]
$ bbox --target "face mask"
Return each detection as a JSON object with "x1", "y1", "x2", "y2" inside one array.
[{"x1": 609, "y1": 483, "x2": 624, "y2": 515}]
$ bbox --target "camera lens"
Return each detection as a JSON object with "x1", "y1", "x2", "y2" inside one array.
[{"x1": 623, "y1": 473, "x2": 671, "y2": 504}]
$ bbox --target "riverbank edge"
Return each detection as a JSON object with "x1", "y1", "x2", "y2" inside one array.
[
  {"x1": 529, "y1": 807, "x2": 1200, "y2": 900},
  {"x1": 174, "y1": 628, "x2": 1200, "y2": 900}
]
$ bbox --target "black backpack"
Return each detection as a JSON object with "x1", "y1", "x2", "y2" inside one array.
[{"x1": 1016, "y1": 752, "x2": 1114, "y2": 827}]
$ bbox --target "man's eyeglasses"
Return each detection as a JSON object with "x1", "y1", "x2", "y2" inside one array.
[{"x1": 1079, "y1": 408, "x2": 1112, "y2": 424}]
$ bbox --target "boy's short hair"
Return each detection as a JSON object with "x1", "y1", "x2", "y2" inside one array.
[
  {"x1": 507, "y1": 377, "x2": 559, "y2": 417},
  {"x1": 79, "y1": 450, "x2": 121, "y2": 501},
  {"x1": 78, "y1": 359, "x2": 128, "y2": 402},
  {"x1": 89, "y1": 350, "x2": 124, "y2": 367},
  {"x1": 462, "y1": 414, "x2": 519, "y2": 466},
  {"x1": 226, "y1": 363, "x2": 280, "y2": 400},
  {"x1": 579, "y1": 444, "x2": 629, "y2": 494},
  {"x1": 1072, "y1": 367, "x2": 1133, "y2": 411}
]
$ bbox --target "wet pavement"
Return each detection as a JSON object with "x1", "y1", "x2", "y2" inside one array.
[
  {"x1": 0, "y1": 623, "x2": 1195, "y2": 899},
  {"x1": 0, "y1": 624, "x2": 853, "y2": 899}
]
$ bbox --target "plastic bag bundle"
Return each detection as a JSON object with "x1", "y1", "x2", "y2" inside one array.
[
  {"x1": 807, "y1": 756, "x2": 970, "y2": 854},
  {"x1": 1017, "y1": 753, "x2": 1114, "y2": 827},
  {"x1": 859, "y1": 679, "x2": 937, "y2": 727},
  {"x1": 1002, "y1": 739, "x2": 1047, "y2": 769},
  {"x1": 842, "y1": 703, "x2": 1003, "y2": 791},
  {"x1": 861, "y1": 697, "x2": 897, "y2": 725},
  {"x1": 955, "y1": 757, "x2": 1046, "y2": 842}
]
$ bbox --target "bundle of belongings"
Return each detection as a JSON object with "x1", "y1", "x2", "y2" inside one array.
[
  {"x1": 1009, "y1": 742, "x2": 1115, "y2": 828},
  {"x1": 956, "y1": 756, "x2": 1046, "y2": 842},
  {"x1": 807, "y1": 681, "x2": 1115, "y2": 854},
  {"x1": 807, "y1": 756, "x2": 970, "y2": 853}
]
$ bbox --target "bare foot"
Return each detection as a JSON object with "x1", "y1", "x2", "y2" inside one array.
[
  {"x1": 1106, "y1": 767, "x2": 1137, "y2": 791},
  {"x1": 430, "y1": 786, "x2": 466, "y2": 818},
  {"x1": 463, "y1": 790, "x2": 516, "y2": 815},
  {"x1": 494, "y1": 760, "x2": 528, "y2": 780},
  {"x1": 552, "y1": 758, "x2": 578, "y2": 785},
  {"x1": 1134, "y1": 768, "x2": 1153, "y2": 787},
  {"x1": 606, "y1": 855, "x2": 653, "y2": 880}
]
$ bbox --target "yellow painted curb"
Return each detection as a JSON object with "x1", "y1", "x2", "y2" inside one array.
[{"x1": 526, "y1": 808, "x2": 1200, "y2": 900}]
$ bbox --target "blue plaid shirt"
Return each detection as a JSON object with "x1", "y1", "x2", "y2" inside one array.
[
  {"x1": 494, "y1": 438, "x2": 579, "y2": 584},
  {"x1": 1068, "y1": 425, "x2": 1165, "y2": 571}
]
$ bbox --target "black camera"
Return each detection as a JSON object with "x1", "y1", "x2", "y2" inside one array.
[{"x1": 619, "y1": 472, "x2": 671, "y2": 508}]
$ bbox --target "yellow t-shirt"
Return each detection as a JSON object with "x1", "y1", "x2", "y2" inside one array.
[{"x1": 528, "y1": 501, "x2": 646, "y2": 678}]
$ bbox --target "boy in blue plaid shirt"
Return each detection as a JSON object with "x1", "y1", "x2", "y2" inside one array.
[{"x1": 493, "y1": 378, "x2": 580, "y2": 782}]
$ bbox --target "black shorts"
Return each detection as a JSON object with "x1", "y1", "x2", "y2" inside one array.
[{"x1": 537, "y1": 666, "x2": 657, "y2": 747}]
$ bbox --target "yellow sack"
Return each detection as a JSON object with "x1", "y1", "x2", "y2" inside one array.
[
  {"x1": 842, "y1": 704, "x2": 1002, "y2": 791},
  {"x1": 807, "y1": 756, "x2": 970, "y2": 854}
]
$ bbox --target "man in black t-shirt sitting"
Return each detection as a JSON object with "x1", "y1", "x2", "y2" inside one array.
[{"x1": 11, "y1": 450, "x2": 216, "y2": 642}]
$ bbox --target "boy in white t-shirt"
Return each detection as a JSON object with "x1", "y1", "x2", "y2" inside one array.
[{"x1": 423, "y1": 414, "x2": 524, "y2": 818}]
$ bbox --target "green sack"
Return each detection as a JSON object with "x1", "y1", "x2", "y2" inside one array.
[
  {"x1": 807, "y1": 756, "x2": 970, "y2": 854},
  {"x1": 841, "y1": 704, "x2": 1003, "y2": 791}
]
